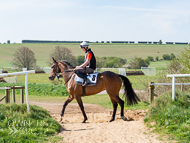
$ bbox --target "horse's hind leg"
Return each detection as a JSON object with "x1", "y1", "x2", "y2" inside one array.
[
  {"x1": 112, "y1": 96, "x2": 124, "y2": 118},
  {"x1": 60, "y1": 95, "x2": 74, "y2": 122},
  {"x1": 110, "y1": 98, "x2": 118, "y2": 122},
  {"x1": 75, "y1": 95, "x2": 87, "y2": 123}
]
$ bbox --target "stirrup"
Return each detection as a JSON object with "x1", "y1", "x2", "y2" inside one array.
[{"x1": 82, "y1": 79, "x2": 90, "y2": 86}]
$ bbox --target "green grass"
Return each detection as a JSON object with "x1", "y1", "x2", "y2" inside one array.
[
  {"x1": 149, "y1": 60, "x2": 168, "y2": 71},
  {"x1": 0, "y1": 103, "x2": 62, "y2": 143},
  {"x1": 3, "y1": 72, "x2": 155, "y2": 91},
  {"x1": 144, "y1": 91, "x2": 190, "y2": 143},
  {"x1": 0, "y1": 43, "x2": 188, "y2": 67},
  {"x1": 0, "y1": 82, "x2": 69, "y2": 97}
]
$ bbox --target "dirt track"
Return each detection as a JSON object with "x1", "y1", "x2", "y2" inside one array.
[{"x1": 30, "y1": 101, "x2": 164, "y2": 143}]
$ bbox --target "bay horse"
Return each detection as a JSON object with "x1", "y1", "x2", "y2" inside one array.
[{"x1": 49, "y1": 58, "x2": 140, "y2": 123}]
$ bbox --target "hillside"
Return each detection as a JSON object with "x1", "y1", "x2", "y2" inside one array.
[{"x1": 0, "y1": 43, "x2": 189, "y2": 67}]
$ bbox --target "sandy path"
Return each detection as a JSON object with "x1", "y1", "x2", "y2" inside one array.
[{"x1": 30, "y1": 101, "x2": 164, "y2": 143}]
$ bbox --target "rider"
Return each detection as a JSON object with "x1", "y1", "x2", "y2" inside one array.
[{"x1": 74, "y1": 41, "x2": 96, "y2": 86}]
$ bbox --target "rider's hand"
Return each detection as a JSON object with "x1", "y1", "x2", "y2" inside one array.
[{"x1": 76, "y1": 66, "x2": 81, "y2": 69}]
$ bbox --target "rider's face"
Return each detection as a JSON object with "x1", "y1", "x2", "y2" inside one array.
[{"x1": 82, "y1": 47, "x2": 86, "y2": 52}]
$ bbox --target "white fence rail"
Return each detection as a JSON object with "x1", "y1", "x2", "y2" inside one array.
[
  {"x1": 167, "y1": 74, "x2": 190, "y2": 100},
  {"x1": 150, "y1": 74, "x2": 190, "y2": 100},
  {"x1": 0, "y1": 70, "x2": 35, "y2": 112}
]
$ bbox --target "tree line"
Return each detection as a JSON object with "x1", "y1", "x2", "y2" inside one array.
[{"x1": 11, "y1": 46, "x2": 176, "y2": 70}]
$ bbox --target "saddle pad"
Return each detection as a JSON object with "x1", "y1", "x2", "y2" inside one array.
[{"x1": 75, "y1": 73, "x2": 98, "y2": 86}]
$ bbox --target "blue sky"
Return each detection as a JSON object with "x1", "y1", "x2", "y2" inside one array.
[{"x1": 0, "y1": 0, "x2": 190, "y2": 43}]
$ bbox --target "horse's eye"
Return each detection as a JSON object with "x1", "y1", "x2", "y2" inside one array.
[{"x1": 51, "y1": 65, "x2": 55, "y2": 68}]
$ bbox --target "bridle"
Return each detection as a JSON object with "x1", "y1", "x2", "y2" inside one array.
[
  {"x1": 51, "y1": 61, "x2": 74, "y2": 85},
  {"x1": 52, "y1": 61, "x2": 59, "y2": 77}
]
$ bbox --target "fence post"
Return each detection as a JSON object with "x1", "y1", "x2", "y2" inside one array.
[
  {"x1": 21, "y1": 88, "x2": 24, "y2": 104},
  {"x1": 5, "y1": 86, "x2": 10, "y2": 103},
  {"x1": 12, "y1": 86, "x2": 16, "y2": 103},
  {"x1": 149, "y1": 82, "x2": 155, "y2": 104},
  {"x1": 181, "y1": 82, "x2": 184, "y2": 92}
]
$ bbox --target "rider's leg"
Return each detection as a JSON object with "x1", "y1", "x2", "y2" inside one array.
[{"x1": 74, "y1": 68, "x2": 91, "y2": 86}]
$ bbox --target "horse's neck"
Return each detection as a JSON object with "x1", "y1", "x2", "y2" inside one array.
[{"x1": 59, "y1": 63, "x2": 72, "y2": 82}]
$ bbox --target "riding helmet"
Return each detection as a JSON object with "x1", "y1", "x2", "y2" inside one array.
[{"x1": 79, "y1": 41, "x2": 89, "y2": 48}]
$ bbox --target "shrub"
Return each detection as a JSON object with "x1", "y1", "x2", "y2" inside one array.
[
  {"x1": 96, "y1": 57, "x2": 127, "y2": 68},
  {"x1": 177, "y1": 47, "x2": 190, "y2": 73},
  {"x1": 146, "y1": 56, "x2": 154, "y2": 61},
  {"x1": 145, "y1": 91, "x2": 190, "y2": 142},
  {"x1": 76, "y1": 55, "x2": 85, "y2": 65},
  {"x1": 162, "y1": 54, "x2": 170, "y2": 60},
  {"x1": 155, "y1": 56, "x2": 159, "y2": 61},
  {"x1": 167, "y1": 59, "x2": 181, "y2": 74},
  {"x1": 128, "y1": 57, "x2": 149, "y2": 69}
]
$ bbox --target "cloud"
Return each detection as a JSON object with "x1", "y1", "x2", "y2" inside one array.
[{"x1": 103, "y1": 5, "x2": 190, "y2": 15}]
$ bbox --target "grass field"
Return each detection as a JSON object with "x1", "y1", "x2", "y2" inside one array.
[{"x1": 0, "y1": 43, "x2": 189, "y2": 67}]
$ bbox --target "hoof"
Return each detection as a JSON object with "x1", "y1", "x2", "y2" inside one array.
[
  {"x1": 120, "y1": 116, "x2": 128, "y2": 121},
  {"x1": 59, "y1": 116, "x2": 63, "y2": 122},
  {"x1": 109, "y1": 118, "x2": 115, "y2": 122},
  {"x1": 121, "y1": 116, "x2": 134, "y2": 121},
  {"x1": 82, "y1": 118, "x2": 87, "y2": 123}
]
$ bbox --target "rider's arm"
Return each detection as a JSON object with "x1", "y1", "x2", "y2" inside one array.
[
  {"x1": 78, "y1": 59, "x2": 90, "y2": 68},
  {"x1": 76, "y1": 52, "x2": 92, "y2": 68}
]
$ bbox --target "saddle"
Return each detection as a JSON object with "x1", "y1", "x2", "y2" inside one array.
[{"x1": 74, "y1": 73, "x2": 98, "y2": 86}]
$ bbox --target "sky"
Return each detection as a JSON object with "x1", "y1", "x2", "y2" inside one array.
[{"x1": 0, "y1": 0, "x2": 190, "y2": 43}]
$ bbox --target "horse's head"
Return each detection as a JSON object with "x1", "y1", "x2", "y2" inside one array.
[
  {"x1": 48, "y1": 58, "x2": 62, "y2": 81},
  {"x1": 48, "y1": 57, "x2": 74, "y2": 81}
]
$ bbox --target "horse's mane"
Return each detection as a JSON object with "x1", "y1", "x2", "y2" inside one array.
[{"x1": 59, "y1": 60, "x2": 75, "y2": 69}]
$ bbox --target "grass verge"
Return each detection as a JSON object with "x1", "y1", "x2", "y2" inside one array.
[
  {"x1": 0, "y1": 82, "x2": 69, "y2": 97},
  {"x1": 0, "y1": 103, "x2": 62, "y2": 143},
  {"x1": 144, "y1": 91, "x2": 190, "y2": 143}
]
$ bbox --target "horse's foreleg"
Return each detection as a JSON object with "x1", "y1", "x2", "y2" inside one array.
[
  {"x1": 110, "y1": 98, "x2": 118, "y2": 122},
  {"x1": 75, "y1": 95, "x2": 87, "y2": 123},
  {"x1": 60, "y1": 95, "x2": 74, "y2": 122}
]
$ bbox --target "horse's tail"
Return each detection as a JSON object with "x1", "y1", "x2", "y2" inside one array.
[{"x1": 118, "y1": 74, "x2": 141, "y2": 105}]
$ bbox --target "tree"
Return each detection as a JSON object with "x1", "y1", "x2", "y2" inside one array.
[
  {"x1": 7, "y1": 40, "x2": 10, "y2": 44},
  {"x1": 95, "y1": 57, "x2": 127, "y2": 68},
  {"x1": 158, "y1": 40, "x2": 162, "y2": 44},
  {"x1": 48, "y1": 46, "x2": 77, "y2": 66},
  {"x1": 170, "y1": 53, "x2": 176, "y2": 60},
  {"x1": 76, "y1": 55, "x2": 85, "y2": 65},
  {"x1": 12, "y1": 47, "x2": 36, "y2": 69},
  {"x1": 177, "y1": 47, "x2": 190, "y2": 73},
  {"x1": 146, "y1": 56, "x2": 154, "y2": 61},
  {"x1": 167, "y1": 59, "x2": 181, "y2": 74},
  {"x1": 128, "y1": 57, "x2": 150, "y2": 69},
  {"x1": 155, "y1": 56, "x2": 159, "y2": 61},
  {"x1": 162, "y1": 54, "x2": 170, "y2": 60}
]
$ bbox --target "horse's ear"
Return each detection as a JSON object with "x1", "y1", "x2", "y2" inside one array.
[{"x1": 52, "y1": 57, "x2": 56, "y2": 63}]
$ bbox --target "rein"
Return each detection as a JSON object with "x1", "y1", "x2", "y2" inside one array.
[
  {"x1": 61, "y1": 69, "x2": 74, "y2": 85},
  {"x1": 64, "y1": 72, "x2": 74, "y2": 85},
  {"x1": 53, "y1": 61, "x2": 75, "y2": 85}
]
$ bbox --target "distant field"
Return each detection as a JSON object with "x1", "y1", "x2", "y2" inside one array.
[{"x1": 0, "y1": 43, "x2": 189, "y2": 67}]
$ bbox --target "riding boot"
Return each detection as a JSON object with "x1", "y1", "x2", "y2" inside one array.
[{"x1": 74, "y1": 71, "x2": 90, "y2": 86}]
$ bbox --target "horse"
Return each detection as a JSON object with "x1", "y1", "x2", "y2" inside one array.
[{"x1": 49, "y1": 58, "x2": 140, "y2": 123}]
